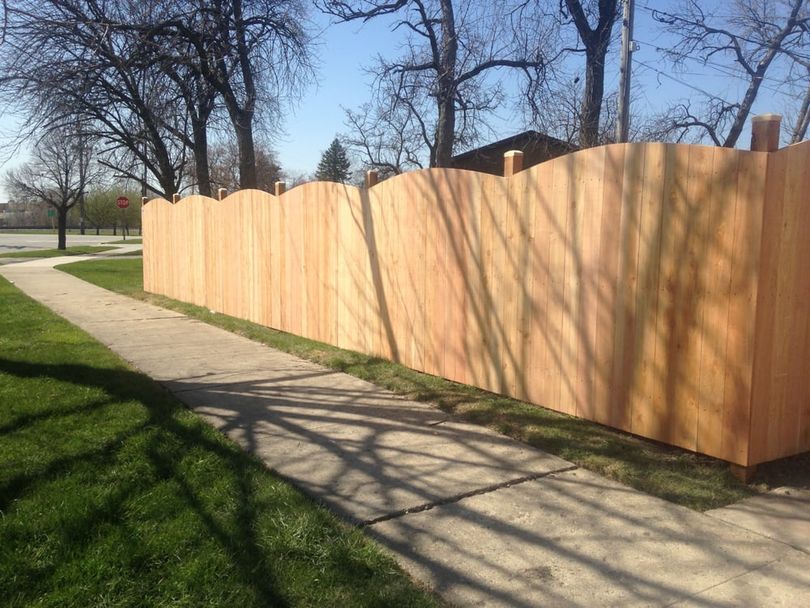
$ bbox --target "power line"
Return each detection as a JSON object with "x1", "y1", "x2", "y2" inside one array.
[
  {"x1": 633, "y1": 59, "x2": 735, "y2": 104},
  {"x1": 631, "y1": 40, "x2": 797, "y2": 96},
  {"x1": 634, "y1": 1, "x2": 810, "y2": 63}
]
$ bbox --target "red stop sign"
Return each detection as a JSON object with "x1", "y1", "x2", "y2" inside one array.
[{"x1": 116, "y1": 196, "x2": 130, "y2": 209}]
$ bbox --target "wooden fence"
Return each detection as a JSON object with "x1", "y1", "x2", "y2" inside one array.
[{"x1": 143, "y1": 135, "x2": 810, "y2": 470}]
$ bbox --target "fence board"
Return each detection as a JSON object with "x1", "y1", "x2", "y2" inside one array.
[
  {"x1": 630, "y1": 143, "x2": 667, "y2": 441},
  {"x1": 610, "y1": 144, "x2": 645, "y2": 429}
]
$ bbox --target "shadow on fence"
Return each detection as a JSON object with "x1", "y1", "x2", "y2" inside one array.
[{"x1": 142, "y1": 118, "x2": 810, "y2": 470}]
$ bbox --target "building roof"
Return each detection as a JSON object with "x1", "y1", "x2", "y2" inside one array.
[{"x1": 451, "y1": 130, "x2": 576, "y2": 164}]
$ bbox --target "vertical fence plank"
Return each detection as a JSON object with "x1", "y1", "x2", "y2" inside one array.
[
  {"x1": 594, "y1": 145, "x2": 625, "y2": 426},
  {"x1": 609, "y1": 143, "x2": 645, "y2": 430},
  {"x1": 551, "y1": 154, "x2": 576, "y2": 415},
  {"x1": 793, "y1": 144, "x2": 810, "y2": 461},
  {"x1": 768, "y1": 143, "x2": 810, "y2": 462},
  {"x1": 748, "y1": 148, "x2": 788, "y2": 464},
  {"x1": 721, "y1": 151, "x2": 767, "y2": 464},
  {"x1": 679, "y1": 145, "x2": 714, "y2": 452},
  {"x1": 525, "y1": 161, "x2": 554, "y2": 407},
  {"x1": 630, "y1": 143, "x2": 667, "y2": 441}
]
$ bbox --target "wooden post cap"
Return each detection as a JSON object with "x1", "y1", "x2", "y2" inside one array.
[
  {"x1": 274, "y1": 181, "x2": 286, "y2": 196},
  {"x1": 751, "y1": 113, "x2": 782, "y2": 123},
  {"x1": 141, "y1": 197, "x2": 148, "y2": 206},
  {"x1": 218, "y1": 188, "x2": 227, "y2": 201},
  {"x1": 366, "y1": 170, "x2": 379, "y2": 188},
  {"x1": 172, "y1": 193, "x2": 180, "y2": 204},
  {"x1": 504, "y1": 150, "x2": 524, "y2": 177},
  {"x1": 751, "y1": 114, "x2": 782, "y2": 153}
]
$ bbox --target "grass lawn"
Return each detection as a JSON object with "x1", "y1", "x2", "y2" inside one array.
[
  {"x1": 58, "y1": 259, "x2": 810, "y2": 511},
  {"x1": 0, "y1": 245, "x2": 116, "y2": 259},
  {"x1": 0, "y1": 276, "x2": 440, "y2": 607},
  {"x1": 107, "y1": 250, "x2": 143, "y2": 257},
  {"x1": 106, "y1": 238, "x2": 143, "y2": 245}
]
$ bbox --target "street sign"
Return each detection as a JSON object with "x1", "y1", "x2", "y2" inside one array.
[
  {"x1": 116, "y1": 196, "x2": 130, "y2": 209},
  {"x1": 47, "y1": 209, "x2": 56, "y2": 218}
]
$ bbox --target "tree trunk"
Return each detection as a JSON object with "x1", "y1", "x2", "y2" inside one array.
[
  {"x1": 580, "y1": 44, "x2": 609, "y2": 148},
  {"x1": 57, "y1": 207, "x2": 67, "y2": 250},
  {"x1": 723, "y1": 67, "x2": 767, "y2": 147},
  {"x1": 193, "y1": 120, "x2": 212, "y2": 197},
  {"x1": 564, "y1": 0, "x2": 618, "y2": 148},
  {"x1": 79, "y1": 195, "x2": 86, "y2": 235},
  {"x1": 433, "y1": 0, "x2": 458, "y2": 168},
  {"x1": 792, "y1": 81, "x2": 810, "y2": 143},
  {"x1": 434, "y1": 95, "x2": 456, "y2": 167},
  {"x1": 234, "y1": 111, "x2": 257, "y2": 189}
]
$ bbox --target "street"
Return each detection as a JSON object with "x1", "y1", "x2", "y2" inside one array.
[{"x1": 0, "y1": 233, "x2": 120, "y2": 254}]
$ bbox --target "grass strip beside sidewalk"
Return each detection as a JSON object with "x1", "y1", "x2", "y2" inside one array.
[
  {"x1": 0, "y1": 245, "x2": 116, "y2": 258},
  {"x1": 0, "y1": 276, "x2": 440, "y2": 608},
  {"x1": 106, "y1": 238, "x2": 143, "y2": 245}
]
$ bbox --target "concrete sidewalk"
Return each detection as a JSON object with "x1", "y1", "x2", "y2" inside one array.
[{"x1": 2, "y1": 257, "x2": 809, "y2": 607}]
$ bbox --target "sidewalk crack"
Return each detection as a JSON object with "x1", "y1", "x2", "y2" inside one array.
[{"x1": 360, "y1": 464, "x2": 578, "y2": 528}]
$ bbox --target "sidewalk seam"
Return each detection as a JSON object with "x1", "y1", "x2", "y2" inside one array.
[
  {"x1": 704, "y1": 512, "x2": 810, "y2": 556},
  {"x1": 662, "y1": 555, "x2": 785, "y2": 607},
  {"x1": 360, "y1": 464, "x2": 579, "y2": 528}
]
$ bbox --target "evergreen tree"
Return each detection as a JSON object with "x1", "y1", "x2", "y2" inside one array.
[{"x1": 315, "y1": 137, "x2": 351, "y2": 183}]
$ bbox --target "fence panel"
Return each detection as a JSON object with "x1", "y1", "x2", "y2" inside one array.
[{"x1": 143, "y1": 140, "x2": 810, "y2": 467}]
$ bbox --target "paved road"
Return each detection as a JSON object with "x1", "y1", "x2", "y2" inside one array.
[
  {"x1": 2, "y1": 257, "x2": 810, "y2": 607},
  {"x1": 0, "y1": 233, "x2": 124, "y2": 253}
]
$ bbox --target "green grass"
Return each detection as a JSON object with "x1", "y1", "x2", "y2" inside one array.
[
  {"x1": 107, "y1": 249, "x2": 143, "y2": 257},
  {"x1": 0, "y1": 245, "x2": 116, "y2": 259},
  {"x1": 58, "y1": 258, "x2": 810, "y2": 511},
  {"x1": 0, "y1": 276, "x2": 441, "y2": 607},
  {"x1": 106, "y1": 238, "x2": 143, "y2": 245}
]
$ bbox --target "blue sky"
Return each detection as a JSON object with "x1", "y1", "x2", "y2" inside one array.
[
  {"x1": 272, "y1": 1, "x2": 803, "y2": 177},
  {"x1": 0, "y1": 1, "x2": 803, "y2": 200}
]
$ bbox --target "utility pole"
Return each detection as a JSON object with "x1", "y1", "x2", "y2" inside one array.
[{"x1": 616, "y1": 0, "x2": 635, "y2": 143}]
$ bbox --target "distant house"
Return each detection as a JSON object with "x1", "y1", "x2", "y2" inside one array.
[{"x1": 451, "y1": 130, "x2": 576, "y2": 176}]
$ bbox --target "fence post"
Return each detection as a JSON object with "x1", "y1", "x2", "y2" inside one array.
[
  {"x1": 218, "y1": 188, "x2": 227, "y2": 201},
  {"x1": 141, "y1": 197, "x2": 148, "y2": 207},
  {"x1": 172, "y1": 193, "x2": 179, "y2": 204},
  {"x1": 366, "y1": 170, "x2": 379, "y2": 188},
  {"x1": 503, "y1": 150, "x2": 524, "y2": 177},
  {"x1": 274, "y1": 181, "x2": 286, "y2": 196},
  {"x1": 750, "y1": 114, "x2": 781, "y2": 152}
]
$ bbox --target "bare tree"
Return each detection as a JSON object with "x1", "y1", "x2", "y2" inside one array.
[
  {"x1": 154, "y1": 0, "x2": 313, "y2": 189},
  {"x1": 343, "y1": 102, "x2": 426, "y2": 176},
  {"x1": 206, "y1": 140, "x2": 282, "y2": 193},
  {"x1": 0, "y1": 1, "x2": 313, "y2": 196},
  {"x1": 321, "y1": 1, "x2": 551, "y2": 167},
  {"x1": 5, "y1": 128, "x2": 97, "y2": 249},
  {"x1": 0, "y1": 0, "x2": 190, "y2": 198},
  {"x1": 155, "y1": 49, "x2": 219, "y2": 196},
  {"x1": 561, "y1": 0, "x2": 620, "y2": 148},
  {"x1": 653, "y1": 0, "x2": 809, "y2": 147}
]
